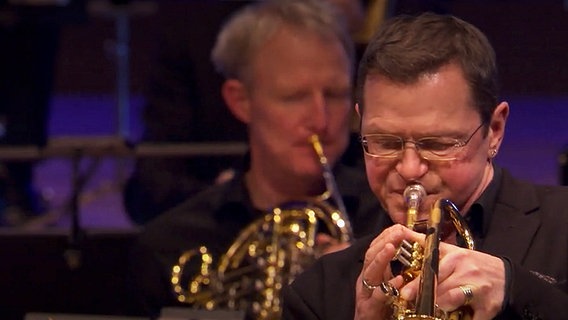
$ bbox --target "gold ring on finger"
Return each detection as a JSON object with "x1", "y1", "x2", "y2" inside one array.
[
  {"x1": 459, "y1": 285, "x2": 474, "y2": 306},
  {"x1": 379, "y1": 282, "x2": 399, "y2": 297},
  {"x1": 362, "y1": 278, "x2": 380, "y2": 291}
]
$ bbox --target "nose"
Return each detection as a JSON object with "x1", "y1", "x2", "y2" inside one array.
[
  {"x1": 395, "y1": 144, "x2": 428, "y2": 181},
  {"x1": 308, "y1": 92, "x2": 328, "y2": 133}
]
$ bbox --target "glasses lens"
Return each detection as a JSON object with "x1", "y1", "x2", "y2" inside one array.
[
  {"x1": 418, "y1": 137, "x2": 459, "y2": 159},
  {"x1": 363, "y1": 135, "x2": 402, "y2": 157}
]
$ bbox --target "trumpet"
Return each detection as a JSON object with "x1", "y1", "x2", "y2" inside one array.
[
  {"x1": 390, "y1": 184, "x2": 475, "y2": 320},
  {"x1": 171, "y1": 135, "x2": 352, "y2": 319}
]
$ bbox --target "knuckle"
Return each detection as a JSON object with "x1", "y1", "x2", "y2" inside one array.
[{"x1": 364, "y1": 249, "x2": 375, "y2": 264}]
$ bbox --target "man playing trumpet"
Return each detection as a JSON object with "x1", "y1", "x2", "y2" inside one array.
[{"x1": 283, "y1": 12, "x2": 568, "y2": 319}]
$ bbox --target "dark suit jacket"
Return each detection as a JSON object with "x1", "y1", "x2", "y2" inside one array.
[{"x1": 282, "y1": 169, "x2": 568, "y2": 319}]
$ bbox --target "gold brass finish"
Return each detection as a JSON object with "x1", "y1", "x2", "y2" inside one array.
[
  {"x1": 390, "y1": 184, "x2": 475, "y2": 320},
  {"x1": 171, "y1": 135, "x2": 352, "y2": 319}
]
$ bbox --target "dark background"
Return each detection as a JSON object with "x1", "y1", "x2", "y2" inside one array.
[
  {"x1": 0, "y1": 0, "x2": 567, "y2": 319},
  {"x1": 54, "y1": 1, "x2": 568, "y2": 96}
]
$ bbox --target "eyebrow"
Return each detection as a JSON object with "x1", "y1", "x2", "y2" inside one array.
[{"x1": 363, "y1": 128, "x2": 469, "y2": 139}]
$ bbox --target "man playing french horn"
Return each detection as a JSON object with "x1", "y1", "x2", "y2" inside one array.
[
  {"x1": 127, "y1": 1, "x2": 383, "y2": 319},
  {"x1": 282, "y1": 12, "x2": 568, "y2": 320}
]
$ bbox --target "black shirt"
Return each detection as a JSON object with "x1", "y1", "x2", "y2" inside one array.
[{"x1": 127, "y1": 157, "x2": 383, "y2": 318}]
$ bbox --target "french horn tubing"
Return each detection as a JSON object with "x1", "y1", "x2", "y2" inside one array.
[{"x1": 171, "y1": 135, "x2": 353, "y2": 319}]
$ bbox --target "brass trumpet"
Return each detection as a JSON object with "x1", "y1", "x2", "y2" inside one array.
[
  {"x1": 171, "y1": 135, "x2": 352, "y2": 319},
  {"x1": 390, "y1": 184, "x2": 475, "y2": 320}
]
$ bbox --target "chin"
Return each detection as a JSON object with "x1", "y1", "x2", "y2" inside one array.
[{"x1": 294, "y1": 162, "x2": 324, "y2": 179}]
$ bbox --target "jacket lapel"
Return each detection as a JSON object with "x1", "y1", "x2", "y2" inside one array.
[
  {"x1": 481, "y1": 170, "x2": 541, "y2": 263},
  {"x1": 354, "y1": 169, "x2": 542, "y2": 265}
]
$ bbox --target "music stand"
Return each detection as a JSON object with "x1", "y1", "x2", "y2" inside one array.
[{"x1": 158, "y1": 307, "x2": 245, "y2": 320}]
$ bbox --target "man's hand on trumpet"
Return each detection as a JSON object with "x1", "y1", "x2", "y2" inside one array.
[
  {"x1": 355, "y1": 225, "x2": 506, "y2": 320},
  {"x1": 355, "y1": 225, "x2": 422, "y2": 319},
  {"x1": 399, "y1": 240, "x2": 506, "y2": 320}
]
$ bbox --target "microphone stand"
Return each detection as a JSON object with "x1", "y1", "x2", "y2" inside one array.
[{"x1": 63, "y1": 149, "x2": 101, "y2": 270}]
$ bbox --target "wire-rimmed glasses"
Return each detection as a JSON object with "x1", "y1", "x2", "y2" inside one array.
[{"x1": 360, "y1": 123, "x2": 485, "y2": 161}]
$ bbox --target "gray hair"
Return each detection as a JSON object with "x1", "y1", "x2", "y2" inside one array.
[{"x1": 211, "y1": 0, "x2": 355, "y2": 83}]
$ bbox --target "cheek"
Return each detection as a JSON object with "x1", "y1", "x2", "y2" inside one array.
[
  {"x1": 253, "y1": 105, "x2": 286, "y2": 125},
  {"x1": 251, "y1": 107, "x2": 294, "y2": 137},
  {"x1": 365, "y1": 159, "x2": 409, "y2": 223},
  {"x1": 328, "y1": 106, "x2": 351, "y2": 130},
  {"x1": 437, "y1": 157, "x2": 486, "y2": 204},
  {"x1": 364, "y1": 158, "x2": 390, "y2": 195},
  {"x1": 330, "y1": 108, "x2": 351, "y2": 132}
]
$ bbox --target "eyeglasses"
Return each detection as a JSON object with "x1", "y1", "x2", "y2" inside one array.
[{"x1": 360, "y1": 123, "x2": 485, "y2": 161}]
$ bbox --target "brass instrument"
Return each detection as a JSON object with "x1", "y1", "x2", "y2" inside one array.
[
  {"x1": 391, "y1": 184, "x2": 475, "y2": 320},
  {"x1": 171, "y1": 135, "x2": 353, "y2": 319}
]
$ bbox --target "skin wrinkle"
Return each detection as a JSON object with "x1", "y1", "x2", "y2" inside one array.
[
  {"x1": 354, "y1": 61, "x2": 508, "y2": 318},
  {"x1": 360, "y1": 64, "x2": 503, "y2": 224},
  {"x1": 228, "y1": 25, "x2": 352, "y2": 209}
]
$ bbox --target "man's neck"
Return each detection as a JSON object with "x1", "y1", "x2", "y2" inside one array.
[
  {"x1": 460, "y1": 162, "x2": 494, "y2": 216},
  {"x1": 245, "y1": 169, "x2": 325, "y2": 210}
]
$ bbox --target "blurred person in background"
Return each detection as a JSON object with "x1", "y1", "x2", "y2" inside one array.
[
  {"x1": 122, "y1": 0, "x2": 394, "y2": 225},
  {"x1": 127, "y1": 0, "x2": 383, "y2": 318}
]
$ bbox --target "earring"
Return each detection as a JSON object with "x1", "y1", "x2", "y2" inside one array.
[{"x1": 489, "y1": 148, "x2": 498, "y2": 158}]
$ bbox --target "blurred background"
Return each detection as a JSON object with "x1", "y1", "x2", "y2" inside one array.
[
  {"x1": 8, "y1": 0, "x2": 568, "y2": 231},
  {"x1": 0, "y1": 0, "x2": 567, "y2": 318},
  {"x1": 2, "y1": 0, "x2": 567, "y2": 231}
]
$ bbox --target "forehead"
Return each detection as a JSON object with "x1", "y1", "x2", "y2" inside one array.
[
  {"x1": 250, "y1": 27, "x2": 351, "y2": 81},
  {"x1": 361, "y1": 64, "x2": 479, "y2": 132}
]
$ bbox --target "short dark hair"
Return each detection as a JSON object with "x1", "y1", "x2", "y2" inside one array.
[{"x1": 356, "y1": 12, "x2": 499, "y2": 127}]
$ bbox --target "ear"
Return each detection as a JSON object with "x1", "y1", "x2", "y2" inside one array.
[
  {"x1": 221, "y1": 79, "x2": 251, "y2": 124},
  {"x1": 488, "y1": 101, "x2": 509, "y2": 157}
]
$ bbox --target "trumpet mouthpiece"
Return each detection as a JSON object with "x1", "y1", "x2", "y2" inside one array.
[
  {"x1": 403, "y1": 184, "x2": 426, "y2": 229},
  {"x1": 404, "y1": 184, "x2": 426, "y2": 209}
]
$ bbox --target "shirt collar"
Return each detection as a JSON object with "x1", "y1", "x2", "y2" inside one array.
[
  {"x1": 215, "y1": 151, "x2": 371, "y2": 222},
  {"x1": 465, "y1": 164, "x2": 502, "y2": 244}
]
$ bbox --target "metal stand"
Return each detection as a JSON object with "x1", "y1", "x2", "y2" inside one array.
[
  {"x1": 88, "y1": 0, "x2": 157, "y2": 141},
  {"x1": 0, "y1": 138, "x2": 247, "y2": 225},
  {"x1": 115, "y1": 7, "x2": 131, "y2": 140}
]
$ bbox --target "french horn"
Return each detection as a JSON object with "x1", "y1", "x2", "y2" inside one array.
[{"x1": 171, "y1": 135, "x2": 353, "y2": 319}]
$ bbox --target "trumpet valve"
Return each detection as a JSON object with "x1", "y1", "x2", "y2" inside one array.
[{"x1": 395, "y1": 240, "x2": 424, "y2": 283}]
